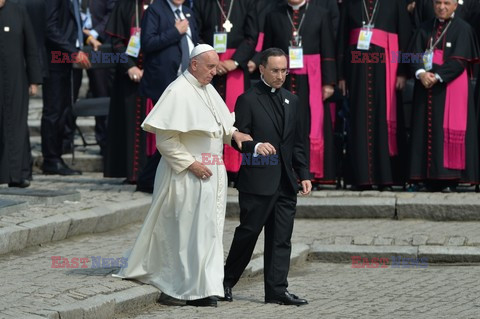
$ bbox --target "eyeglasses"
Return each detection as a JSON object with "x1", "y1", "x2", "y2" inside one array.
[{"x1": 267, "y1": 68, "x2": 290, "y2": 76}]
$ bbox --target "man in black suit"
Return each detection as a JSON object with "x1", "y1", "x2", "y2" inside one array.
[
  {"x1": 136, "y1": 0, "x2": 199, "y2": 193},
  {"x1": 42, "y1": 0, "x2": 90, "y2": 175},
  {"x1": 80, "y1": 0, "x2": 117, "y2": 156},
  {"x1": 222, "y1": 48, "x2": 312, "y2": 306}
]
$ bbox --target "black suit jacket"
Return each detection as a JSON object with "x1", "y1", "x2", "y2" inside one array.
[
  {"x1": 234, "y1": 82, "x2": 310, "y2": 196},
  {"x1": 139, "y1": 0, "x2": 199, "y2": 101},
  {"x1": 45, "y1": 0, "x2": 80, "y2": 71},
  {"x1": 87, "y1": 0, "x2": 118, "y2": 41}
]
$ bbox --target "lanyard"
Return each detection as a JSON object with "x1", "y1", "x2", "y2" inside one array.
[
  {"x1": 286, "y1": 1, "x2": 310, "y2": 37},
  {"x1": 135, "y1": 0, "x2": 154, "y2": 29},
  {"x1": 428, "y1": 19, "x2": 452, "y2": 51},
  {"x1": 362, "y1": 0, "x2": 380, "y2": 27},
  {"x1": 216, "y1": 0, "x2": 235, "y2": 25}
]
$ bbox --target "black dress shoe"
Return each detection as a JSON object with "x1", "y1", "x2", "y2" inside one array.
[
  {"x1": 8, "y1": 180, "x2": 31, "y2": 188},
  {"x1": 42, "y1": 161, "x2": 82, "y2": 176},
  {"x1": 378, "y1": 185, "x2": 393, "y2": 192},
  {"x1": 265, "y1": 291, "x2": 308, "y2": 306},
  {"x1": 186, "y1": 297, "x2": 217, "y2": 307},
  {"x1": 135, "y1": 184, "x2": 153, "y2": 194},
  {"x1": 220, "y1": 286, "x2": 233, "y2": 302}
]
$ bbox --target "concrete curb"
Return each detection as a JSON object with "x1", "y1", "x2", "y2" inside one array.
[
  {"x1": 0, "y1": 197, "x2": 151, "y2": 256},
  {"x1": 309, "y1": 244, "x2": 480, "y2": 264},
  {"x1": 226, "y1": 196, "x2": 480, "y2": 221}
]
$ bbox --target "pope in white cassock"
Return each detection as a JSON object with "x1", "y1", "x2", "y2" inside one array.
[{"x1": 113, "y1": 44, "x2": 252, "y2": 307}]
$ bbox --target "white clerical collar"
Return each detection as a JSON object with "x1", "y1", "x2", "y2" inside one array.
[
  {"x1": 438, "y1": 11, "x2": 455, "y2": 22},
  {"x1": 288, "y1": 0, "x2": 306, "y2": 10},
  {"x1": 167, "y1": 0, "x2": 182, "y2": 12},
  {"x1": 184, "y1": 70, "x2": 203, "y2": 87},
  {"x1": 261, "y1": 75, "x2": 278, "y2": 93}
]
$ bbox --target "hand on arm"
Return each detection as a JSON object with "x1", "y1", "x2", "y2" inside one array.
[{"x1": 232, "y1": 131, "x2": 253, "y2": 151}]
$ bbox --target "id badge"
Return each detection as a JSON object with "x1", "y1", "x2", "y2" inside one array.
[
  {"x1": 357, "y1": 27, "x2": 373, "y2": 51},
  {"x1": 423, "y1": 50, "x2": 433, "y2": 71},
  {"x1": 213, "y1": 32, "x2": 227, "y2": 53},
  {"x1": 289, "y1": 46, "x2": 304, "y2": 69},
  {"x1": 126, "y1": 28, "x2": 141, "y2": 58}
]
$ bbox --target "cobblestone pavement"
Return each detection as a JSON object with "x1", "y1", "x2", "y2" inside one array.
[
  {"x1": 2, "y1": 212, "x2": 480, "y2": 318},
  {"x1": 120, "y1": 261, "x2": 480, "y2": 319},
  {"x1": 0, "y1": 173, "x2": 148, "y2": 227}
]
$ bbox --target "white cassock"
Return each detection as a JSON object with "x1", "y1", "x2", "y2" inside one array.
[{"x1": 113, "y1": 70, "x2": 236, "y2": 300}]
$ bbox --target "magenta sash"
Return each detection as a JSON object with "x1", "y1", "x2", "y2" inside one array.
[
  {"x1": 146, "y1": 98, "x2": 156, "y2": 156},
  {"x1": 349, "y1": 28, "x2": 399, "y2": 156},
  {"x1": 219, "y1": 49, "x2": 244, "y2": 172},
  {"x1": 433, "y1": 49, "x2": 468, "y2": 170},
  {"x1": 255, "y1": 32, "x2": 265, "y2": 52},
  {"x1": 290, "y1": 54, "x2": 325, "y2": 178}
]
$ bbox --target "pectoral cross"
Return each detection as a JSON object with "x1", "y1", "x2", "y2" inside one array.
[{"x1": 223, "y1": 19, "x2": 233, "y2": 33}]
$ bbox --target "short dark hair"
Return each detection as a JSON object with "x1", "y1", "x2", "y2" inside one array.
[{"x1": 260, "y1": 48, "x2": 287, "y2": 67}]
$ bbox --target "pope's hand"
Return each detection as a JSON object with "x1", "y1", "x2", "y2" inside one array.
[
  {"x1": 299, "y1": 180, "x2": 312, "y2": 195},
  {"x1": 232, "y1": 131, "x2": 253, "y2": 150},
  {"x1": 188, "y1": 161, "x2": 213, "y2": 180}
]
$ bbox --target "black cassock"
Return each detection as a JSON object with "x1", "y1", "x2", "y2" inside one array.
[
  {"x1": 413, "y1": 0, "x2": 480, "y2": 30},
  {"x1": 263, "y1": 1, "x2": 337, "y2": 182},
  {"x1": 337, "y1": 0, "x2": 412, "y2": 187},
  {"x1": 103, "y1": 0, "x2": 148, "y2": 182},
  {"x1": 0, "y1": 1, "x2": 42, "y2": 184},
  {"x1": 408, "y1": 17, "x2": 480, "y2": 184},
  {"x1": 194, "y1": 0, "x2": 257, "y2": 92},
  {"x1": 194, "y1": 0, "x2": 257, "y2": 174}
]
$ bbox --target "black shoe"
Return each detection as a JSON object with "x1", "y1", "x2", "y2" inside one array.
[
  {"x1": 265, "y1": 291, "x2": 308, "y2": 306},
  {"x1": 378, "y1": 185, "x2": 393, "y2": 192},
  {"x1": 42, "y1": 160, "x2": 82, "y2": 176},
  {"x1": 8, "y1": 180, "x2": 31, "y2": 188},
  {"x1": 186, "y1": 297, "x2": 217, "y2": 307},
  {"x1": 220, "y1": 286, "x2": 233, "y2": 302},
  {"x1": 135, "y1": 185, "x2": 153, "y2": 193},
  {"x1": 351, "y1": 185, "x2": 373, "y2": 191}
]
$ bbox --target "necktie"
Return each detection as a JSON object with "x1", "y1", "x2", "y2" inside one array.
[
  {"x1": 72, "y1": 0, "x2": 83, "y2": 49},
  {"x1": 175, "y1": 9, "x2": 190, "y2": 72}
]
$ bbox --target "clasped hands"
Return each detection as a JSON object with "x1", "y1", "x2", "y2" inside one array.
[
  {"x1": 216, "y1": 60, "x2": 238, "y2": 76},
  {"x1": 419, "y1": 72, "x2": 438, "y2": 89}
]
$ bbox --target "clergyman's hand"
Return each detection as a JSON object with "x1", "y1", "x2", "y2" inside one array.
[
  {"x1": 322, "y1": 85, "x2": 335, "y2": 101},
  {"x1": 256, "y1": 143, "x2": 276, "y2": 156},
  {"x1": 29, "y1": 84, "x2": 38, "y2": 96},
  {"x1": 188, "y1": 161, "x2": 213, "y2": 180},
  {"x1": 232, "y1": 131, "x2": 253, "y2": 151},
  {"x1": 299, "y1": 180, "x2": 312, "y2": 195},
  {"x1": 247, "y1": 60, "x2": 257, "y2": 73}
]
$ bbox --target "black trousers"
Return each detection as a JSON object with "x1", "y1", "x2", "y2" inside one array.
[
  {"x1": 86, "y1": 68, "x2": 113, "y2": 151},
  {"x1": 42, "y1": 68, "x2": 74, "y2": 162},
  {"x1": 224, "y1": 174, "x2": 297, "y2": 298}
]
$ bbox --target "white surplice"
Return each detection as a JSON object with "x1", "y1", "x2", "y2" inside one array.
[{"x1": 113, "y1": 70, "x2": 235, "y2": 300}]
